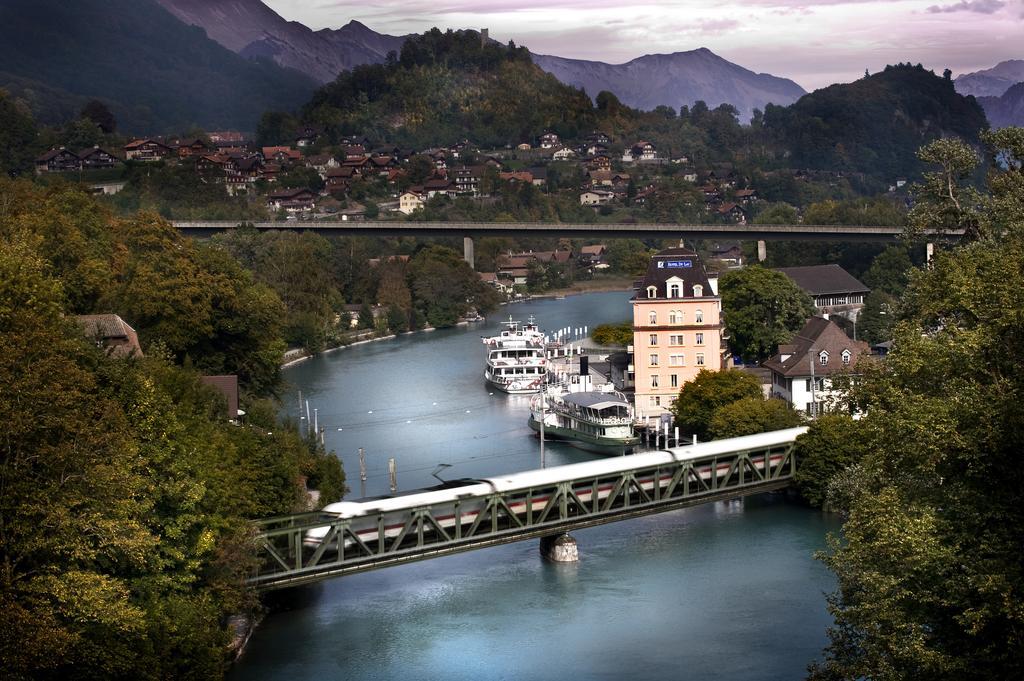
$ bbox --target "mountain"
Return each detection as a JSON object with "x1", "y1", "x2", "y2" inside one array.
[
  {"x1": 764, "y1": 64, "x2": 988, "y2": 178},
  {"x1": 955, "y1": 60, "x2": 1024, "y2": 98},
  {"x1": 155, "y1": 0, "x2": 802, "y2": 121},
  {"x1": 531, "y1": 49, "x2": 806, "y2": 123},
  {"x1": 155, "y1": 0, "x2": 407, "y2": 84},
  {"x1": 978, "y1": 82, "x2": 1024, "y2": 128},
  {"x1": 0, "y1": 0, "x2": 318, "y2": 134}
]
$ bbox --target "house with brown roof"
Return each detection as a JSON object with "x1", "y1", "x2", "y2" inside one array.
[
  {"x1": 262, "y1": 146, "x2": 303, "y2": 165},
  {"x1": 539, "y1": 132, "x2": 560, "y2": 149},
  {"x1": 267, "y1": 187, "x2": 317, "y2": 213},
  {"x1": 125, "y1": 139, "x2": 174, "y2": 162},
  {"x1": 35, "y1": 148, "x2": 80, "y2": 174},
  {"x1": 177, "y1": 138, "x2": 214, "y2": 158},
  {"x1": 76, "y1": 314, "x2": 143, "y2": 358},
  {"x1": 775, "y1": 265, "x2": 871, "y2": 320},
  {"x1": 398, "y1": 189, "x2": 426, "y2": 214},
  {"x1": 77, "y1": 146, "x2": 121, "y2": 170},
  {"x1": 763, "y1": 316, "x2": 870, "y2": 416}
]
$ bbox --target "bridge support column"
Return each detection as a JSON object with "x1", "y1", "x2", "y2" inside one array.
[
  {"x1": 463, "y1": 236, "x2": 475, "y2": 270},
  {"x1": 757, "y1": 240, "x2": 767, "y2": 262},
  {"x1": 540, "y1": 533, "x2": 579, "y2": 563}
]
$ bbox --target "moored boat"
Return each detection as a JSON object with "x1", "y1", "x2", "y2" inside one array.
[
  {"x1": 482, "y1": 316, "x2": 548, "y2": 394},
  {"x1": 528, "y1": 373, "x2": 639, "y2": 454}
]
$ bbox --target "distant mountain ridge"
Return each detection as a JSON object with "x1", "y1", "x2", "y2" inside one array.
[
  {"x1": 531, "y1": 49, "x2": 806, "y2": 123},
  {"x1": 155, "y1": 0, "x2": 407, "y2": 83},
  {"x1": 156, "y1": 0, "x2": 804, "y2": 121},
  {"x1": 978, "y1": 82, "x2": 1024, "y2": 128},
  {"x1": 0, "y1": 0, "x2": 317, "y2": 133},
  {"x1": 955, "y1": 60, "x2": 1024, "y2": 98}
]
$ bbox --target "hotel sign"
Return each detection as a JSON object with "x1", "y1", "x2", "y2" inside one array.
[{"x1": 657, "y1": 260, "x2": 693, "y2": 269}]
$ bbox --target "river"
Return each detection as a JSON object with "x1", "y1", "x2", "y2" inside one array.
[{"x1": 230, "y1": 291, "x2": 838, "y2": 681}]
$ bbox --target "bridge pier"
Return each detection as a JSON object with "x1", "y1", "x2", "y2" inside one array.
[
  {"x1": 540, "y1": 533, "x2": 579, "y2": 563},
  {"x1": 757, "y1": 240, "x2": 767, "y2": 262},
  {"x1": 463, "y1": 236, "x2": 475, "y2": 270}
]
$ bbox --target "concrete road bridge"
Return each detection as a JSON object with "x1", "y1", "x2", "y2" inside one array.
[
  {"x1": 171, "y1": 220, "x2": 949, "y2": 267},
  {"x1": 249, "y1": 428, "x2": 807, "y2": 591}
]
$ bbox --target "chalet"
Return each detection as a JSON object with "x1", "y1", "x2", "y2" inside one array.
[
  {"x1": 344, "y1": 144, "x2": 367, "y2": 160},
  {"x1": 262, "y1": 146, "x2": 302, "y2": 165},
  {"x1": 478, "y1": 271, "x2": 511, "y2": 294},
  {"x1": 709, "y1": 243, "x2": 744, "y2": 268},
  {"x1": 588, "y1": 155, "x2": 612, "y2": 171},
  {"x1": 516, "y1": 142, "x2": 532, "y2": 151},
  {"x1": 763, "y1": 316, "x2": 870, "y2": 416},
  {"x1": 35, "y1": 148, "x2": 80, "y2": 174},
  {"x1": 584, "y1": 143, "x2": 609, "y2": 156},
  {"x1": 450, "y1": 165, "x2": 486, "y2": 195},
  {"x1": 262, "y1": 163, "x2": 282, "y2": 183},
  {"x1": 267, "y1": 187, "x2": 317, "y2": 213},
  {"x1": 424, "y1": 177, "x2": 456, "y2": 198},
  {"x1": 552, "y1": 147, "x2": 576, "y2": 161},
  {"x1": 733, "y1": 188, "x2": 758, "y2": 203},
  {"x1": 342, "y1": 156, "x2": 371, "y2": 175},
  {"x1": 177, "y1": 138, "x2": 214, "y2": 158},
  {"x1": 586, "y1": 131, "x2": 611, "y2": 145},
  {"x1": 539, "y1": 132, "x2": 560, "y2": 149},
  {"x1": 775, "y1": 265, "x2": 871, "y2": 320},
  {"x1": 716, "y1": 201, "x2": 746, "y2": 223},
  {"x1": 369, "y1": 156, "x2": 399, "y2": 175},
  {"x1": 125, "y1": 139, "x2": 173, "y2": 162},
  {"x1": 294, "y1": 126, "x2": 322, "y2": 148},
  {"x1": 588, "y1": 169, "x2": 630, "y2": 187},
  {"x1": 499, "y1": 268, "x2": 530, "y2": 287},
  {"x1": 77, "y1": 146, "x2": 121, "y2": 170},
  {"x1": 700, "y1": 185, "x2": 721, "y2": 203},
  {"x1": 580, "y1": 190, "x2": 614, "y2": 206},
  {"x1": 499, "y1": 171, "x2": 534, "y2": 184},
  {"x1": 579, "y1": 244, "x2": 607, "y2": 266},
  {"x1": 623, "y1": 141, "x2": 656, "y2": 163},
  {"x1": 528, "y1": 166, "x2": 547, "y2": 186},
  {"x1": 76, "y1": 314, "x2": 143, "y2": 359},
  {"x1": 398, "y1": 189, "x2": 426, "y2": 215},
  {"x1": 305, "y1": 153, "x2": 339, "y2": 176},
  {"x1": 195, "y1": 153, "x2": 229, "y2": 178}
]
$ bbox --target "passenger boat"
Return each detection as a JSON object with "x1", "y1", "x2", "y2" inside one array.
[
  {"x1": 482, "y1": 316, "x2": 548, "y2": 394},
  {"x1": 528, "y1": 371, "x2": 640, "y2": 454}
]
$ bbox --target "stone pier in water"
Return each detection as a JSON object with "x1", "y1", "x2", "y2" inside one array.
[{"x1": 540, "y1": 534, "x2": 579, "y2": 562}]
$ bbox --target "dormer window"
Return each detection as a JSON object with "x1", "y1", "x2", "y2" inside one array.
[
  {"x1": 693, "y1": 284, "x2": 703, "y2": 297},
  {"x1": 647, "y1": 286, "x2": 657, "y2": 299},
  {"x1": 819, "y1": 350, "x2": 829, "y2": 366},
  {"x1": 668, "y1": 283, "x2": 682, "y2": 297},
  {"x1": 842, "y1": 349, "x2": 852, "y2": 365}
]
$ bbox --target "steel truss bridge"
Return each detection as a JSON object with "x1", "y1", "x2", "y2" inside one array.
[{"x1": 249, "y1": 428, "x2": 807, "y2": 591}]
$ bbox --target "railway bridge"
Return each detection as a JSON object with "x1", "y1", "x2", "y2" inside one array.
[
  {"x1": 171, "y1": 220, "x2": 950, "y2": 268},
  {"x1": 249, "y1": 427, "x2": 807, "y2": 591}
]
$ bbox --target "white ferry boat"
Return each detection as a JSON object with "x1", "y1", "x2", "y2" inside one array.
[
  {"x1": 482, "y1": 316, "x2": 548, "y2": 394},
  {"x1": 528, "y1": 371, "x2": 640, "y2": 454}
]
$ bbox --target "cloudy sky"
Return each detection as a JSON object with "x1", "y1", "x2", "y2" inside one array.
[{"x1": 263, "y1": 0, "x2": 1023, "y2": 90}]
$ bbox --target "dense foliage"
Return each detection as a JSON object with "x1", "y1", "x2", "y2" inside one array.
[
  {"x1": 0, "y1": 185, "x2": 345, "y2": 679},
  {"x1": 669, "y1": 369, "x2": 764, "y2": 440},
  {"x1": 707, "y1": 397, "x2": 803, "y2": 439},
  {"x1": 591, "y1": 321, "x2": 634, "y2": 346},
  {"x1": 0, "y1": 0, "x2": 317, "y2": 133},
  {"x1": 720, "y1": 265, "x2": 816, "y2": 362},
  {"x1": 763, "y1": 64, "x2": 988, "y2": 178},
  {"x1": 808, "y1": 129, "x2": 1024, "y2": 680}
]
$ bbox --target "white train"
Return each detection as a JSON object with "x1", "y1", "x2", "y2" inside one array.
[{"x1": 303, "y1": 427, "x2": 807, "y2": 550}]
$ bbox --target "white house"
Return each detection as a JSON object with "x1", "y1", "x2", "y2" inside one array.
[
  {"x1": 763, "y1": 316, "x2": 870, "y2": 416},
  {"x1": 398, "y1": 190, "x2": 425, "y2": 215},
  {"x1": 580, "y1": 190, "x2": 614, "y2": 206}
]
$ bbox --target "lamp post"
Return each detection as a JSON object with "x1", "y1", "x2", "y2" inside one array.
[{"x1": 809, "y1": 349, "x2": 817, "y2": 417}]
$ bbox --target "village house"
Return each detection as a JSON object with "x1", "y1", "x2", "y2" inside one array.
[
  {"x1": 76, "y1": 314, "x2": 143, "y2": 358},
  {"x1": 708, "y1": 243, "x2": 744, "y2": 268},
  {"x1": 588, "y1": 155, "x2": 612, "y2": 171},
  {"x1": 305, "y1": 153, "x2": 340, "y2": 177},
  {"x1": 580, "y1": 190, "x2": 615, "y2": 206},
  {"x1": 539, "y1": 132, "x2": 560, "y2": 149},
  {"x1": 588, "y1": 169, "x2": 630, "y2": 188},
  {"x1": 267, "y1": 187, "x2": 317, "y2": 213},
  {"x1": 35, "y1": 148, "x2": 81, "y2": 174},
  {"x1": 78, "y1": 146, "x2": 121, "y2": 171},
  {"x1": 734, "y1": 188, "x2": 758, "y2": 204},
  {"x1": 516, "y1": 142, "x2": 532, "y2": 151},
  {"x1": 262, "y1": 146, "x2": 302, "y2": 166},
  {"x1": 124, "y1": 138, "x2": 174, "y2": 162},
  {"x1": 177, "y1": 138, "x2": 214, "y2": 158},
  {"x1": 499, "y1": 170, "x2": 534, "y2": 184},
  {"x1": 528, "y1": 166, "x2": 547, "y2": 186},
  {"x1": 776, "y1": 265, "x2": 871, "y2": 320},
  {"x1": 763, "y1": 316, "x2": 870, "y2": 416},
  {"x1": 586, "y1": 131, "x2": 611, "y2": 145},
  {"x1": 294, "y1": 126, "x2": 322, "y2": 148},
  {"x1": 478, "y1": 271, "x2": 511, "y2": 295},
  {"x1": 398, "y1": 189, "x2": 426, "y2": 214},
  {"x1": 579, "y1": 244, "x2": 608, "y2": 267},
  {"x1": 450, "y1": 165, "x2": 486, "y2": 195},
  {"x1": 622, "y1": 141, "x2": 657, "y2": 163},
  {"x1": 716, "y1": 201, "x2": 747, "y2": 223},
  {"x1": 632, "y1": 248, "x2": 724, "y2": 418},
  {"x1": 552, "y1": 147, "x2": 576, "y2": 161}
]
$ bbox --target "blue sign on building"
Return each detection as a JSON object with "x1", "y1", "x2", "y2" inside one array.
[{"x1": 657, "y1": 260, "x2": 693, "y2": 269}]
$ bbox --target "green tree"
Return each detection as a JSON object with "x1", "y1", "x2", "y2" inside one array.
[
  {"x1": 720, "y1": 265, "x2": 815, "y2": 362},
  {"x1": 408, "y1": 245, "x2": 499, "y2": 327},
  {"x1": 591, "y1": 321, "x2": 633, "y2": 346},
  {"x1": 907, "y1": 137, "x2": 987, "y2": 241},
  {"x1": 80, "y1": 99, "x2": 116, "y2": 133},
  {"x1": 606, "y1": 239, "x2": 651, "y2": 275},
  {"x1": 753, "y1": 202, "x2": 798, "y2": 224},
  {"x1": 861, "y1": 245, "x2": 914, "y2": 296},
  {"x1": 791, "y1": 414, "x2": 864, "y2": 508},
  {"x1": 358, "y1": 302, "x2": 375, "y2": 329},
  {"x1": 707, "y1": 397, "x2": 803, "y2": 439},
  {"x1": 0, "y1": 90, "x2": 40, "y2": 176},
  {"x1": 856, "y1": 289, "x2": 897, "y2": 345},
  {"x1": 670, "y1": 369, "x2": 763, "y2": 440}
]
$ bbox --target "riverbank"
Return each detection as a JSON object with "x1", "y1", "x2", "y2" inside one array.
[
  {"x1": 532, "y1": 276, "x2": 635, "y2": 299},
  {"x1": 280, "y1": 320, "x2": 480, "y2": 368}
]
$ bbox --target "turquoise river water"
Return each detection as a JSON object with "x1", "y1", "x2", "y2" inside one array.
[{"x1": 229, "y1": 291, "x2": 839, "y2": 681}]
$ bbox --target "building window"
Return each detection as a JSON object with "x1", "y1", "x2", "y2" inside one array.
[
  {"x1": 695, "y1": 310, "x2": 704, "y2": 324},
  {"x1": 669, "y1": 310, "x2": 679, "y2": 324},
  {"x1": 670, "y1": 354, "x2": 684, "y2": 366},
  {"x1": 695, "y1": 332, "x2": 704, "y2": 345},
  {"x1": 842, "y1": 349, "x2": 852, "y2": 365},
  {"x1": 649, "y1": 311, "x2": 657, "y2": 324},
  {"x1": 696, "y1": 353, "x2": 705, "y2": 366},
  {"x1": 671, "y1": 374, "x2": 679, "y2": 388},
  {"x1": 693, "y1": 284, "x2": 703, "y2": 297},
  {"x1": 651, "y1": 375, "x2": 659, "y2": 388},
  {"x1": 650, "y1": 334, "x2": 658, "y2": 346},
  {"x1": 668, "y1": 283, "x2": 682, "y2": 297},
  {"x1": 650, "y1": 396, "x2": 661, "y2": 407},
  {"x1": 650, "y1": 354, "x2": 659, "y2": 366},
  {"x1": 819, "y1": 350, "x2": 829, "y2": 366},
  {"x1": 669, "y1": 334, "x2": 683, "y2": 345},
  {"x1": 647, "y1": 286, "x2": 657, "y2": 299}
]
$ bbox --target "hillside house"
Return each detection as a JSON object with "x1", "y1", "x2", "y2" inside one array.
[
  {"x1": 451, "y1": 165, "x2": 486, "y2": 195},
  {"x1": 78, "y1": 146, "x2": 121, "y2": 170},
  {"x1": 623, "y1": 141, "x2": 657, "y2": 163},
  {"x1": 539, "y1": 132, "x2": 560, "y2": 149},
  {"x1": 398, "y1": 189, "x2": 426, "y2": 214},
  {"x1": 125, "y1": 139, "x2": 174, "y2": 162},
  {"x1": 267, "y1": 187, "x2": 317, "y2": 213},
  {"x1": 763, "y1": 316, "x2": 870, "y2": 416},
  {"x1": 552, "y1": 148, "x2": 576, "y2": 161},
  {"x1": 580, "y1": 190, "x2": 614, "y2": 206},
  {"x1": 35, "y1": 148, "x2": 80, "y2": 174},
  {"x1": 177, "y1": 138, "x2": 214, "y2": 158},
  {"x1": 76, "y1": 314, "x2": 143, "y2": 358},
  {"x1": 262, "y1": 146, "x2": 302, "y2": 165},
  {"x1": 294, "y1": 126, "x2": 322, "y2": 147}
]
